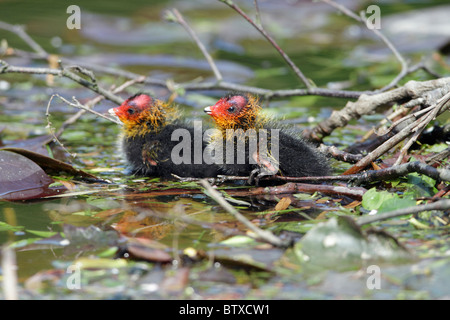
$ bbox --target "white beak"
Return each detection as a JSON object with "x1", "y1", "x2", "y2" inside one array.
[{"x1": 108, "y1": 108, "x2": 117, "y2": 116}]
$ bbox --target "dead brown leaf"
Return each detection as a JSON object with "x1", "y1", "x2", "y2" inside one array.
[{"x1": 275, "y1": 197, "x2": 292, "y2": 211}]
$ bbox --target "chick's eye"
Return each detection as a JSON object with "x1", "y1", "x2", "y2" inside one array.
[
  {"x1": 127, "y1": 108, "x2": 135, "y2": 115},
  {"x1": 227, "y1": 106, "x2": 236, "y2": 113}
]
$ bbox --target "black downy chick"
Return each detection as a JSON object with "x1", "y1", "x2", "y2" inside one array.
[
  {"x1": 204, "y1": 93, "x2": 330, "y2": 183},
  {"x1": 109, "y1": 93, "x2": 220, "y2": 178}
]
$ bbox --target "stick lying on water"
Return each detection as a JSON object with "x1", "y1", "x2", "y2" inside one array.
[
  {"x1": 200, "y1": 179, "x2": 290, "y2": 248},
  {"x1": 175, "y1": 161, "x2": 450, "y2": 187},
  {"x1": 357, "y1": 199, "x2": 450, "y2": 226}
]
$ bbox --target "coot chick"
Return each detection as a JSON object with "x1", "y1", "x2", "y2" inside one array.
[
  {"x1": 110, "y1": 93, "x2": 220, "y2": 178},
  {"x1": 204, "y1": 93, "x2": 330, "y2": 183}
]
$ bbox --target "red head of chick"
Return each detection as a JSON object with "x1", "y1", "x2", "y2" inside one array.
[
  {"x1": 204, "y1": 93, "x2": 330, "y2": 183},
  {"x1": 109, "y1": 93, "x2": 219, "y2": 178}
]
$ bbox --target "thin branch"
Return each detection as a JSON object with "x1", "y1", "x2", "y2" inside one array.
[
  {"x1": 321, "y1": 0, "x2": 408, "y2": 92},
  {"x1": 0, "y1": 60, "x2": 123, "y2": 105},
  {"x1": 394, "y1": 91, "x2": 450, "y2": 165},
  {"x1": 51, "y1": 94, "x2": 122, "y2": 125},
  {"x1": 200, "y1": 179, "x2": 290, "y2": 247},
  {"x1": 345, "y1": 90, "x2": 450, "y2": 174},
  {"x1": 177, "y1": 161, "x2": 450, "y2": 187},
  {"x1": 45, "y1": 93, "x2": 124, "y2": 157},
  {"x1": 426, "y1": 147, "x2": 450, "y2": 166},
  {"x1": 218, "y1": 0, "x2": 312, "y2": 89},
  {"x1": 0, "y1": 20, "x2": 398, "y2": 101},
  {"x1": 408, "y1": 60, "x2": 442, "y2": 79},
  {"x1": 318, "y1": 144, "x2": 363, "y2": 163},
  {"x1": 248, "y1": 182, "x2": 367, "y2": 200},
  {"x1": 375, "y1": 105, "x2": 433, "y2": 138},
  {"x1": 306, "y1": 77, "x2": 450, "y2": 142},
  {"x1": 0, "y1": 10, "x2": 441, "y2": 103},
  {"x1": 348, "y1": 161, "x2": 450, "y2": 185},
  {"x1": 356, "y1": 199, "x2": 450, "y2": 226},
  {"x1": 0, "y1": 59, "x2": 373, "y2": 99},
  {"x1": 45, "y1": 95, "x2": 77, "y2": 158},
  {"x1": 55, "y1": 76, "x2": 145, "y2": 138},
  {"x1": 280, "y1": 161, "x2": 450, "y2": 185},
  {"x1": 167, "y1": 9, "x2": 223, "y2": 82},
  {"x1": 0, "y1": 21, "x2": 47, "y2": 57},
  {"x1": 253, "y1": 0, "x2": 262, "y2": 27}
]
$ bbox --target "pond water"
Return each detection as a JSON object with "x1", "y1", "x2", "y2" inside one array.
[{"x1": 0, "y1": 0, "x2": 449, "y2": 298}]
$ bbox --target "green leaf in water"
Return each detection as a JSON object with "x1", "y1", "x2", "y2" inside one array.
[
  {"x1": 293, "y1": 217, "x2": 413, "y2": 272},
  {"x1": 0, "y1": 221, "x2": 24, "y2": 233},
  {"x1": 361, "y1": 188, "x2": 395, "y2": 211},
  {"x1": 406, "y1": 172, "x2": 437, "y2": 198},
  {"x1": 362, "y1": 188, "x2": 416, "y2": 213}
]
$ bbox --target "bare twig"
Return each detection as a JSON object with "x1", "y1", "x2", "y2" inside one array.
[
  {"x1": 218, "y1": 0, "x2": 312, "y2": 89},
  {"x1": 249, "y1": 182, "x2": 367, "y2": 200},
  {"x1": 1, "y1": 57, "x2": 373, "y2": 99},
  {"x1": 0, "y1": 21, "x2": 47, "y2": 57},
  {"x1": 321, "y1": 0, "x2": 408, "y2": 92},
  {"x1": 348, "y1": 161, "x2": 450, "y2": 185},
  {"x1": 167, "y1": 9, "x2": 223, "y2": 82},
  {"x1": 176, "y1": 159, "x2": 450, "y2": 188},
  {"x1": 48, "y1": 94, "x2": 122, "y2": 125},
  {"x1": 0, "y1": 60, "x2": 123, "y2": 104},
  {"x1": 200, "y1": 179, "x2": 289, "y2": 247},
  {"x1": 253, "y1": 0, "x2": 262, "y2": 27},
  {"x1": 345, "y1": 89, "x2": 450, "y2": 174},
  {"x1": 0, "y1": 20, "x2": 388, "y2": 100},
  {"x1": 55, "y1": 76, "x2": 145, "y2": 138},
  {"x1": 408, "y1": 60, "x2": 442, "y2": 79},
  {"x1": 318, "y1": 144, "x2": 363, "y2": 163},
  {"x1": 306, "y1": 77, "x2": 450, "y2": 142},
  {"x1": 374, "y1": 105, "x2": 432, "y2": 138},
  {"x1": 426, "y1": 146, "x2": 450, "y2": 166},
  {"x1": 45, "y1": 93, "x2": 122, "y2": 158},
  {"x1": 49, "y1": 57, "x2": 323, "y2": 97},
  {"x1": 45, "y1": 95, "x2": 77, "y2": 158},
  {"x1": 356, "y1": 199, "x2": 450, "y2": 226},
  {"x1": 45, "y1": 92, "x2": 122, "y2": 157},
  {"x1": 394, "y1": 91, "x2": 450, "y2": 165}
]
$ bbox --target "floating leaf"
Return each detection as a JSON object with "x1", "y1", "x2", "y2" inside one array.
[
  {"x1": 406, "y1": 173, "x2": 437, "y2": 197},
  {"x1": 361, "y1": 188, "x2": 394, "y2": 211},
  {"x1": 2, "y1": 135, "x2": 54, "y2": 157},
  {"x1": 207, "y1": 247, "x2": 284, "y2": 272},
  {"x1": 0, "y1": 150, "x2": 60, "y2": 201},
  {"x1": 362, "y1": 188, "x2": 416, "y2": 213},
  {"x1": 0, "y1": 221, "x2": 24, "y2": 232},
  {"x1": 1, "y1": 147, "x2": 102, "y2": 181},
  {"x1": 294, "y1": 216, "x2": 413, "y2": 271},
  {"x1": 275, "y1": 197, "x2": 292, "y2": 211}
]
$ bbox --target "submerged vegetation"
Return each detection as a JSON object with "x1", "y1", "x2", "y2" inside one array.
[{"x1": 0, "y1": 0, "x2": 449, "y2": 300}]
